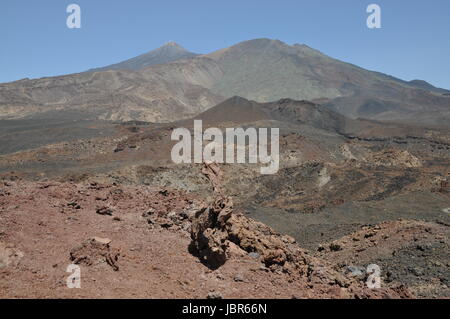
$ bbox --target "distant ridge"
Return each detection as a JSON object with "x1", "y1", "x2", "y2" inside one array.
[
  {"x1": 196, "y1": 96, "x2": 348, "y2": 133},
  {"x1": 88, "y1": 42, "x2": 199, "y2": 72},
  {"x1": 407, "y1": 79, "x2": 450, "y2": 94},
  {"x1": 0, "y1": 38, "x2": 449, "y2": 124}
]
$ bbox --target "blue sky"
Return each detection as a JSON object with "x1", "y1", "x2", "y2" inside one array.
[{"x1": 1, "y1": 0, "x2": 449, "y2": 88}]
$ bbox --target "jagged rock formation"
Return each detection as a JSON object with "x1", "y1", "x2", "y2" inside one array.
[
  {"x1": 189, "y1": 163, "x2": 414, "y2": 298},
  {"x1": 190, "y1": 163, "x2": 234, "y2": 269}
]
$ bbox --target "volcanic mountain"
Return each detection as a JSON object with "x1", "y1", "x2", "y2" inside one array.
[
  {"x1": 0, "y1": 38, "x2": 449, "y2": 124},
  {"x1": 203, "y1": 39, "x2": 450, "y2": 124}
]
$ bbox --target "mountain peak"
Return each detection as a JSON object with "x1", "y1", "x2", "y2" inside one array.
[
  {"x1": 208, "y1": 38, "x2": 327, "y2": 61},
  {"x1": 234, "y1": 38, "x2": 286, "y2": 48},
  {"x1": 160, "y1": 41, "x2": 186, "y2": 50},
  {"x1": 88, "y1": 42, "x2": 198, "y2": 72}
]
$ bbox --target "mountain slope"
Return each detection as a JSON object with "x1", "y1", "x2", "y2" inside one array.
[
  {"x1": 88, "y1": 42, "x2": 199, "y2": 72},
  {"x1": 0, "y1": 58, "x2": 224, "y2": 122},
  {"x1": 204, "y1": 39, "x2": 450, "y2": 124},
  {"x1": 0, "y1": 38, "x2": 448, "y2": 124}
]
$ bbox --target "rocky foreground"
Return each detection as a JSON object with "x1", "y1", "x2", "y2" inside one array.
[{"x1": 0, "y1": 163, "x2": 423, "y2": 299}]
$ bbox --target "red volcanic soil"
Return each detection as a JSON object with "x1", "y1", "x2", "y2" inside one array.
[{"x1": 0, "y1": 179, "x2": 412, "y2": 299}]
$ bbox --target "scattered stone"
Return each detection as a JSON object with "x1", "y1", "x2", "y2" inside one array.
[
  {"x1": 114, "y1": 144, "x2": 125, "y2": 153},
  {"x1": 67, "y1": 202, "x2": 81, "y2": 209},
  {"x1": 96, "y1": 206, "x2": 113, "y2": 216},
  {"x1": 364, "y1": 231, "x2": 376, "y2": 239},
  {"x1": 416, "y1": 243, "x2": 432, "y2": 252},
  {"x1": 92, "y1": 237, "x2": 112, "y2": 245},
  {"x1": 216, "y1": 273, "x2": 225, "y2": 280},
  {"x1": 160, "y1": 221, "x2": 173, "y2": 229},
  {"x1": 110, "y1": 189, "x2": 124, "y2": 196},
  {"x1": 159, "y1": 190, "x2": 169, "y2": 196},
  {"x1": 0, "y1": 189, "x2": 10, "y2": 196},
  {"x1": 233, "y1": 274, "x2": 245, "y2": 282},
  {"x1": 142, "y1": 210, "x2": 154, "y2": 218},
  {"x1": 409, "y1": 267, "x2": 424, "y2": 277},
  {"x1": 329, "y1": 243, "x2": 342, "y2": 252}
]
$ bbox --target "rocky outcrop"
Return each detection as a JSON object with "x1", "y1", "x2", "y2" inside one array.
[
  {"x1": 70, "y1": 237, "x2": 120, "y2": 271},
  {"x1": 368, "y1": 149, "x2": 422, "y2": 168},
  {"x1": 188, "y1": 163, "x2": 414, "y2": 298},
  {"x1": 191, "y1": 163, "x2": 315, "y2": 273},
  {"x1": 190, "y1": 163, "x2": 233, "y2": 269}
]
